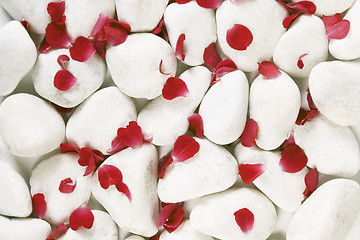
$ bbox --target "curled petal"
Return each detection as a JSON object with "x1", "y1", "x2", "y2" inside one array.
[
  {"x1": 115, "y1": 182, "x2": 132, "y2": 201},
  {"x1": 240, "y1": 119, "x2": 258, "y2": 147},
  {"x1": 98, "y1": 165, "x2": 123, "y2": 189},
  {"x1": 57, "y1": 55, "x2": 70, "y2": 69},
  {"x1": 159, "y1": 60, "x2": 172, "y2": 75},
  {"x1": 296, "y1": 108, "x2": 319, "y2": 125},
  {"x1": 47, "y1": 1, "x2": 66, "y2": 24},
  {"x1": 59, "y1": 178, "x2": 76, "y2": 194},
  {"x1": 196, "y1": 0, "x2": 221, "y2": 9},
  {"x1": 104, "y1": 20, "x2": 131, "y2": 46},
  {"x1": 258, "y1": 61, "x2": 281, "y2": 79},
  {"x1": 45, "y1": 22, "x2": 71, "y2": 49},
  {"x1": 226, "y1": 24, "x2": 253, "y2": 51},
  {"x1": 39, "y1": 38, "x2": 53, "y2": 53},
  {"x1": 187, "y1": 113, "x2": 204, "y2": 137},
  {"x1": 70, "y1": 37, "x2": 96, "y2": 62},
  {"x1": 162, "y1": 77, "x2": 189, "y2": 100},
  {"x1": 203, "y1": 42, "x2": 222, "y2": 68},
  {"x1": 283, "y1": 12, "x2": 300, "y2": 28},
  {"x1": 69, "y1": 206, "x2": 94, "y2": 231},
  {"x1": 288, "y1": 1, "x2": 316, "y2": 14},
  {"x1": 279, "y1": 144, "x2": 308, "y2": 173},
  {"x1": 175, "y1": 34, "x2": 186, "y2": 61},
  {"x1": 158, "y1": 203, "x2": 179, "y2": 228},
  {"x1": 158, "y1": 203, "x2": 184, "y2": 233},
  {"x1": 90, "y1": 13, "x2": 109, "y2": 38},
  {"x1": 171, "y1": 135, "x2": 200, "y2": 162},
  {"x1": 234, "y1": 208, "x2": 254, "y2": 234},
  {"x1": 238, "y1": 164, "x2": 265, "y2": 184},
  {"x1": 158, "y1": 155, "x2": 174, "y2": 179},
  {"x1": 32, "y1": 193, "x2": 47, "y2": 219},
  {"x1": 54, "y1": 70, "x2": 77, "y2": 91}
]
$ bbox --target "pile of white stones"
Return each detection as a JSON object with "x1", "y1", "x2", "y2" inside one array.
[{"x1": 0, "y1": 0, "x2": 360, "y2": 240}]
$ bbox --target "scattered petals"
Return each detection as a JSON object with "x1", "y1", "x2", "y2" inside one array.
[
  {"x1": 46, "y1": 224, "x2": 68, "y2": 240},
  {"x1": 57, "y1": 55, "x2": 70, "y2": 69},
  {"x1": 162, "y1": 77, "x2": 189, "y2": 100},
  {"x1": 226, "y1": 24, "x2": 253, "y2": 51},
  {"x1": 115, "y1": 182, "x2": 132, "y2": 201},
  {"x1": 297, "y1": 53, "x2": 308, "y2": 69},
  {"x1": 70, "y1": 37, "x2": 96, "y2": 62},
  {"x1": 69, "y1": 205, "x2": 94, "y2": 231},
  {"x1": 176, "y1": 0, "x2": 191, "y2": 4},
  {"x1": 98, "y1": 165, "x2": 123, "y2": 189},
  {"x1": 158, "y1": 203, "x2": 184, "y2": 233},
  {"x1": 175, "y1": 34, "x2": 186, "y2": 61},
  {"x1": 196, "y1": 0, "x2": 221, "y2": 9},
  {"x1": 54, "y1": 70, "x2": 77, "y2": 91},
  {"x1": 288, "y1": 1, "x2": 316, "y2": 14},
  {"x1": 279, "y1": 144, "x2": 308, "y2": 173},
  {"x1": 107, "y1": 137, "x2": 127, "y2": 155},
  {"x1": 258, "y1": 61, "x2": 281, "y2": 79},
  {"x1": 187, "y1": 113, "x2": 204, "y2": 137},
  {"x1": 240, "y1": 119, "x2": 258, "y2": 147},
  {"x1": 47, "y1": 1, "x2": 66, "y2": 25},
  {"x1": 171, "y1": 135, "x2": 200, "y2": 162},
  {"x1": 59, "y1": 178, "x2": 77, "y2": 194},
  {"x1": 90, "y1": 13, "x2": 109, "y2": 38},
  {"x1": 159, "y1": 60, "x2": 172, "y2": 75},
  {"x1": 326, "y1": 19, "x2": 350, "y2": 40},
  {"x1": 32, "y1": 193, "x2": 46, "y2": 219},
  {"x1": 234, "y1": 208, "x2": 254, "y2": 234},
  {"x1": 238, "y1": 164, "x2": 265, "y2": 184},
  {"x1": 152, "y1": 19, "x2": 164, "y2": 35},
  {"x1": 203, "y1": 42, "x2": 222, "y2": 68},
  {"x1": 158, "y1": 154, "x2": 174, "y2": 179},
  {"x1": 45, "y1": 22, "x2": 71, "y2": 49},
  {"x1": 283, "y1": 11, "x2": 300, "y2": 28},
  {"x1": 303, "y1": 168, "x2": 319, "y2": 197}
]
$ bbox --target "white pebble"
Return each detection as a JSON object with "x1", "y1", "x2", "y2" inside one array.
[
  {"x1": 125, "y1": 236, "x2": 145, "y2": 240},
  {"x1": 160, "y1": 220, "x2": 214, "y2": 240}
]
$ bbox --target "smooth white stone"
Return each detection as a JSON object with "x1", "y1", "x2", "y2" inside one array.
[
  {"x1": 273, "y1": 15, "x2": 328, "y2": 78},
  {"x1": 0, "y1": 21, "x2": 37, "y2": 96},
  {"x1": 66, "y1": 87, "x2": 137, "y2": 154},
  {"x1": 234, "y1": 144, "x2": 308, "y2": 211},
  {"x1": 164, "y1": 2, "x2": 217, "y2": 66},
  {"x1": 30, "y1": 153, "x2": 92, "y2": 225},
  {"x1": 58, "y1": 210, "x2": 118, "y2": 240},
  {"x1": 250, "y1": 71, "x2": 300, "y2": 150},
  {"x1": 106, "y1": 33, "x2": 177, "y2": 99},
  {"x1": 0, "y1": 161, "x2": 32, "y2": 217},
  {"x1": 160, "y1": 220, "x2": 214, "y2": 240},
  {"x1": 65, "y1": 0, "x2": 115, "y2": 40},
  {"x1": 0, "y1": 93, "x2": 65, "y2": 157},
  {"x1": 33, "y1": 48, "x2": 106, "y2": 108},
  {"x1": 329, "y1": 0, "x2": 360, "y2": 60},
  {"x1": 125, "y1": 236, "x2": 145, "y2": 240},
  {"x1": 115, "y1": 0, "x2": 168, "y2": 32},
  {"x1": 292, "y1": 0, "x2": 354, "y2": 17},
  {"x1": 199, "y1": 70, "x2": 249, "y2": 145},
  {"x1": 91, "y1": 144, "x2": 159, "y2": 237},
  {"x1": 190, "y1": 188, "x2": 277, "y2": 240},
  {"x1": 137, "y1": 66, "x2": 211, "y2": 146},
  {"x1": 309, "y1": 60, "x2": 360, "y2": 126},
  {"x1": 0, "y1": 216, "x2": 52, "y2": 240},
  {"x1": 294, "y1": 114, "x2": 360, "y2": 177},
  {"x1": 287, "y1": 179, "x2": 360, "y2": 240},
  {"x1": 216, "y1": 0, "x2": 287, "y2": 72},
  {"x1": 158, "y1": 137, "x2": 238, "y2": 203}
]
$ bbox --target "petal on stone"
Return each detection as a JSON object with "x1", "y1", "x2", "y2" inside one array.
[
  {"x1": 226, "y1": 24, "x2": 253, "y2": 51},
  {"x1": 107, "y1": 137, "x2": 128, "y2": 155},
  {"x1": 152, "y1": 18, "x2": 164, "y2": 35},
  {"x1": 258, "y1": 61, "x2": 281, "y2": 79},
  {"x1": 326, "y1": 20, "x2": 350, "y2": 40},
  {"x1": 196, "y1": 0, "x2": 221, "y2": 9},
  {"x1": 98, "y1": 164, "x2": 123, "y2": 189},
  {"x1": 283, "y1": 12, "x2": 300, "y2": 28},
  {"x1": 57, "y1": 54, "x2": 70, "y2": 69},
  {"x1": 240, "y1": 119, "x2": 258, "y2": 147},
  {"x1": 115, "y1": 121, "x2": 144, "y2": 149},
  {"x1": 176, "y1": 0, "x2": 192, "y2": 4},
  {"x1": 159, "y1": 60, "x2": 172, "y2": 75},
  {"x1": 46, "y1": 224, "x2": 68, "y2": 240},
  {"x1": 164, "y1": 207, "x2": 184, "y2": 233},
  {"x1": 59, "y1": 178, "x2": 77, "y2": 194},
  {"x1": 297, "y1": 53, "x2": 308, "y2": 69},
  {"x1": 45, "y1": 22, "x2": 71, "y2": 49},
  {"x1": 234, "y1": 208, "x2": 254, "y2": 234},
  {"x1": 90, "y1": 13, "x2": 109, "y2": 38},
  {"x1": 47, "y1": 1, "x2": 66, "y2": 24},
  {"x1": 32, "y1": 193, "x2": 47, "y2": 219},
  {"x1": 70, "y1": 36, "x2": 96, "y2": 62},
  {"x1": 104, "y1": 20, "x2": 131, "y2": 46},
  {"x1": 69, "y1": 205, "x2": 94, "y2": 230},
  {"x1": 238, "y1": 164, "x2": 265, "y2": 184},
  {"x1": 288, "y1": 1, "x2": 316, "y2": 14},
  {"x1": 171, "y1": 135, "x2": 200, "y2": 162},
  {"x1": 175, "y1": 34, "x2": 186, "y2": 61},
  {"x1": 322, "y1": 13, "x2": 342, "y2": 29},
  {"x1": 53, "y1": 70, "x2": 77, "y2": 91},
  {"x1": 115, "y1": 182, "x2": 132, "y2": 201},
  {"x1": 158, "y1": 155, "x2": 174, "y2": 179},
  {"x1": 279, "y1": 144, "x2": 308, "y2": 173},
  {"x1": 203, "y1": 42, "x2": 222, "y2": 68},
  {"x1": 39, "y1": 38, "x2": 53, "y2": 53},
  {"x1": 158, "y1": 203, "x2": 179, "y2": 228},
  {"x1": 162, "y1": 77, "x2": 189, "y2": 100},
  {"x1": 187, "y1": 113, "x2": 204, "y2": 137},
  {"x1": 60, "y1": 143, "x2": 80, "y2": 153},
  {"x1": 304, "y1": 167, "x2": 319, "y2": 193}
]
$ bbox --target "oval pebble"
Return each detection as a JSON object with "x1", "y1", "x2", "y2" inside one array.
[
  {"x1": 0, "y1": 93, "x2": 65, "y2": 157},
  {"x1": 199, "y1": 70, "x2": 249, "y2": 145},
  {"x1": 292, "y1": 0, "x2": 354, "y2": 16},
  {"x1": 287, "y1": 179, "x2": 360, "y2": 240},
  {"x1": 190, "y1": 188, "x2": 277, "y2": 240},
  {"x1": 160, "y1": 220, "x2": 214, "y2": 240}
]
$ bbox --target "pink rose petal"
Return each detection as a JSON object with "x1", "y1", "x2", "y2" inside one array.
[
  {"x1": 162, "y1": 77, "x2": 189, "y2": 100},
  {"x1": 90, "y1": 13, "x2": 109, "y2": 38},
  {"x1": 226, "y1": 24, "x2": 253, "y2": 51},
  {"x1": 196, "y1": 0, "x2": 221, "y2": 9},
  {"x1": 279, "y1": 144, "x2": 308, "y2": 173},
  {"x1": 115, "y1": 182, "x2": 132, "y2": 201},
  {"x1": 175, "y1": 34, "x2": 186, "y2": 61},
  {"x1": 59, "y1": 178, "x2": 76, "y2": 194},
  {"x1": 54, "y1": 70, "x2": 77, "y2": 91},
  {"x1": 115, "y1": 121, "x2": 144, "y2": 149},
  {"x1": 158, "y1": 154, "x2": 174, "y2": 179},
  {"x1": 176, "y1": 0, "x2": 191, "y2": 4},
  {"x1": 303, "y1": 167, "x2": 318, "y2": 196},
  {"x1": 258, "y1": 61, "x2": 281, "y2": 79},
  {"x1": 45, "y1": 22, "x2": 71, "y2": 49},
  {"x1": 326, "y1": 19, "x2": 350, "y2": 40},
  {"x1": 234, "y1": 208, "x2": 254, "y2": 234},
  {"x1": 47, "y1": 1, "x2": 66, "y2": 25},
  {"x1": 322, "y1": 13, "x2": 342, "y2": 29},
  {"x1": 104, "y1": 19, "x2": 131, "y2": 46},
  {"x1": 288, "y1": 1, "x2": 316, "y2": 14},
  {"x1": 283, "y1": 11, "x2": 300, "y2": 28},
  {"x1": 297, "y1": 53, "x2": 308, "y2": 69},
  {"x1": 46, "y1": 224, "x2": 68, "y2": 240},
  {"x1": 240, "y1": 119, "x2": 258, "y2": 147},
  {"x1": 159, "y1": 60, "x2": 172, "y2": 76},
  {"x1": 107, "y1": 137, "x2": 128, "y2": 155},
  {"x1": 70, "y1": 36, "x2": 96, "y2": 62},
  {"x1": 203, "y1": 42, "x2": 222, "y2": 68},
  {"x1": 57, "y1": 55, "x2": 70, "y2": 69},
  {"x1": 69, "y1": 205, "x2": 94, "y2": 231},
  {"x1": 152, "y1": 19, "x2": 164, "y2": 35},
  {"x1": 171, "y1": 135, "x2": 200, "y2": 162},
  {"x1": 32, "y1": 193, "x2": 46, "y2": 219},
  {"x1": 98, "y1": 164, "x2": 123, "y2": 189},
  {"x1": 238, "y1": 164, "x2": 265, "y2": 184},
  {"x1": 187, "y1": 113, "x2": 204, "y2": 137}
]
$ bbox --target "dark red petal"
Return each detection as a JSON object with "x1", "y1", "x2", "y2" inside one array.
[
  {"x1": 162, "y1": 77, "x2": 189, "y2": 100},
  {"x1": 115, "y1": 182, "x2": 132, "y2": 201},
  {"x1": 187, "y1": 113, "x2": 204, "y2": 137},
  {"x1": 175, "y1": 34, "x2": 186, "y2": 61},
  {"x1": 212, "y1": 59, "x2": 238, "y2": 83},
  {"x1": 152, "y1": 19, "x2": 164, "y2": 35},
  {"x1": 298, "y1": 60, "x2": 304, "y2": 70},
  {"x1": 57, "y1": 55, "x2": 70, "y2": 69},
  {"x1": 288, "y1": 1, "x2": 316, "y2": 14},
  {"x1": 69, "y1": 205, "x2": 94, "y2": 231},
  {"x1": 78, "y1": 147, "x2": 104, "y2": 177},
  {"x1": 116, "y1": 121, "x2": 144, "y2": 149},
  {"x1": 238, "y1": 164, "x2": 265, "y2": 184},
  {"x1": 203, "y1": 42, "x2": 222, "y2": 68},
  {"x1": 304, "y1": 168, "x2": 318, "y2": 193},
  {"x1": 60, "y1": 143, "x2": 80, "y2": 153},
  {"x1": 283, "y1": 12, "x2": 300, "y2": 28},
  {"x1": 59, "y1": 178, "x2": 76, "y2": 194},
  {"x1": 98, "y1": 164, "x2": 123, "y2": 189},
  {"x1": 158, "y1": 155, "x2": 174, "y2": 179},
  {"x1": 50, "y1": 102, "x2": 73, "y2": 114},
  {"x1": 45, "y1": 22, "x2": 71, "y2": 49},
  {"x1": 171, "y1": 135, "x2": 200, "y2": 162},
  {"x1": 196, "y1": 0, "x2": 221, "y2": 9},
  {"x1": 258, "y1": 61, "x2": 281, "y2": 79},
  {"x1": 32, "y1": 193, "x2": 46, "y2": 219},
  {"x1": 90, "y1": 13, "x2": 109, "y2": 38},
  {"x1": 176, "y1": 0, "x2": 192, "y2": 4},
  {"x1": 240, "y1": 119, "x2": 258, "y2": 147},
  {"x1": 326, "y1": 20, "x2": 350, "y2": 40},
  {"x1": 46, "y1": 224, "x2": 68, "y2": 240},
  {"x1": 92, "y1": 39, "x2": 107, "y2": 58},
  {"x1": 296, "y1": 108, "x2": 319, "y2": 125},
  {"x1": 104, "y1": 20, "x2": 131, "y2": 46},
  {"x1": 275, "y1": 0, "x2": 291, "y2": 13},
  {"x1": 70, "y1": 37, "x2": 96, "y2": 62},
  {"x1": 54, "y1": 70, "x2": 77, "y2": 91},
  {"x1": 226, "y1": 24, "x2": 253, "y2": 51},
  {"x1": 322, "y1": 13, "x2": 342, "y2": 29},
  {"x1": 234, "y1": 208, "x2": 254, "y2": 234},
  {"x1": 47, "y1": 1, "x2": 66, "y2": 24},
  {"x1": 150, "y1": 235, "x2": 160, "y2": 240},
  {"x1": 20, "y1": 19, "x2": 30, "y2": 33},
  {"x1": 158, "y1": 203, "x2": 179, "y2": 228},
  {"x1": 164, "y1": 207, "x2": 184, "y2": 233},
  {"x1": 307, "y1": 91, "x2": 317, "y2": 110},
  {"x1": 39, "y1": 38, "x2": 53, "y2": 53},
  {"x1": 280, "y1": 144, "x2": 308, "y2": 173},
  {"x1": 159, "y1": 60, "x2": 172, "y2": 76}
]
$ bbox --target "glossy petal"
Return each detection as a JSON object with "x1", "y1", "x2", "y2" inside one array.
[
  {"x1": 162, "y1": 77, "x2": 189, "y2": 100},
  {"x1": 32, "y1": 193, "x2": 46, "y2": 219},
  {"x1": 69, "y1": 206, "x2": 94, "y2": 231},
  {"x1": 59, "y1": 178, "x2": 76, "y2": 194},
  {"x1": 158, "y1": 155, "x2": 174, "y2": 179},
  {"x1": 47, "y1": 1, "x2": 66, "y2": 25},
  {"x1": 98, "y1": 164, "x2": 123, "y2": 189},
  {"x1": 57, "y1": 55, "x2": 70, "y2": 69},
  {"x1": 60, "y1": 143, "x2": 80, "y2": 153},
  {"x1": 45, "y1": 22, "x2": 71, "y2": 49},
  {"x1": 240, "y1": 119, "x2": 258, "y2": 147},
  {"x1": 171, "y1": 135, "x2": 200, "y2": 162},
  {"x1": 304, "y1": 167, "x2": 318, "y2": 195},
  {"x1": 238, "y1": 164, "x2": 265, "y2": 184},
  {"x1": 283, "y1": 12, "x2": 300, "y2": 28},
  {"x1": 188, "y1": 113, "x2": 204, "y2": 137},
  {"x1": 54, "y1": 70, "x2": 77, "y2": 91},
  {"x1": 226, "y1": 24, "x2": 253, "y2": 51},
  {"x1": 203, "y1": 42, "x2": 222, "y2": 68},
  {"x1": 326, "y1": 20, "x2": 350, "y2": 40},
  {"x1": 196, "y1": 0, "x2": 221, "y2": 9},
  {"x1": 159, "y1": 60, "x2": 172, "y2": 75},
  {"x1": 280, "y1": 144, "x2": 308, "y2": 173},
  {"x1": 288, "y1": 1, "x2": 316, "y2": 14},
  {"x1": 115, "y1": 121, "x2": 144, "y2": 149},
  {"x1": 258, "y1": 61, "x2": 281, "y2": 79},
  {"x1": 46, "y1": 224, "x2": 68, "y2": 240},
  {"x1": 175, "y1": 34, "x2": 186, "y2": 61},
  {"x1": 115, "y1": 182, "x2": 132, "y2": 201},
  {"x1": 234, "y1": 208, "x2": 254, "y2": 234},
  {"x1": 70, "y1": 37, "x2": 96, "y2": 62}
]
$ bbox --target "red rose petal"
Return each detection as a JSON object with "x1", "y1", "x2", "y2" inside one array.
[
  {"x1": 107, "y1": 137, "x2": 128, "y2": 155},
  {"x1": 98, "y1": 164, "x2": 123, "y2": 189},
  {"x1": 60, "y1": 143, "x2": 80, "y2": 153},
  {"x1": 158, "y1": 155, "x2": 174, "y2": 179},
  {"x1": 92, "y1": 39, "x2": 107, "y2": 58},
  {"x1": 297, "y1": 53, "x2": 308, "y2": 69},
  {"x1": 240, "y1": 119, "x2": 258, "y2": 148},
  {"x1": 196, "y1": 0, "x2": 221, "y2": 9},
  {"x1": 32, "y1": 193, "x2": 47, "y2": 219},
  {"x1": 322, "y1": 13, "x2": 342, "y2": 29},
  {"x1": 158, "y1": 203, "x2": 178, "y2": 228},
  {"x1": 115, "y1": 121, "x2": 144, "y2": 149},
  {"x1": 70, "y1": 37, "x2": 96, "y2": 62},
  {"x1": 238, "y1": 164, "x2": 265, "y2": 184},
  {"x1": 158, "y1": 203, "x2": 184, "y2": 233},
  {"x1": 280, "y1": 134, "x2": 295, "y2": 150},
  {"x1": 69, "y1": 205, "x2": 94, "y2": 231},
  {"x1": 150, "y1": 235, "x2": 160, "y2": 240},
  {"x1": 288, "y1": 1, "x2": 316, "y2": 14},
  {"x1": 283, "y1": 11, "x2": 300, "y2": 28},
  {"x1": 171, "y1": 135, "x2": 200, "y2": 162},
  {"x1": 279, "y1": 144, "x2": 308, "y2": 173},
  {"x1": 115, "y1": 182, "x2": 132, "y2": 201},
  {"x1": 187, "y1": 113, "x2": 204, "y2": 138},
  {"x1": 234, "y1": 208, "x2": 254, "y2": 234},
  {"x1": 47, "y1": 1, "x2": 66, "y2": 25},
  {"x1": 203, "y1": 42, "x2": 222, "y2": 68},
  {"x1": 78, "y1": 148, "x2": 104, "y2": 176},
  {"x1": 296, "y1": 108, "x2": 319, "y2": 125},
  {"x1": 104, "y1": 19, "x2": 131, "y2": 46},
  {"x1": 57, "y1": 55, "x2": 70, "y2": 69},
  {"x1": 59, "y1": 178, "x2": 76, "y2": 194},
  {"x1": 176, "y1": 0, "x2": 192, "y2": 4},
  {"x1": 152, "y1": 19, "x2": 164, "y2": 35},
  {"x1": 46, "y1": 224, "x2": 68, "y2": 240},
  {"x1": 90, "y1": 13, "x2": 109, "y2": 38},
  {"x1": 39, "y1": 38, "x2": 53, "y2": 53},
  {"x1": 226, "y1": 24, "x2": 253, "y2": 51},
  {"x1": 212, "y1": 59, "x2": 238, "y2": 83},
  {"x1": 54, "y1": 70, "x2": 77, "y2": 91},
  {"x1": 175, "y1": 34, "x2": 186, "y2": 61},
  {"x1": 159, "y1": 60, "x2": 172, "y2": 76},
  {"x1": 304, "y1": 167, "x2": 318, "y2": 196},
  {"x1": 307, "y1": 91, "x2": 317, "y2": 110},
  {"x1": 326, "y1": 20, "x2": 350, "y2": 40},
  {"x1": 258, "y1": 61, "x2": 281, "y2": 79},
  {"x1": 162, "y1": 77, "x2": 189, "y2": 100},
  {"x1": 45, "y1": 22, "x2": 71, "y2": 49}
]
